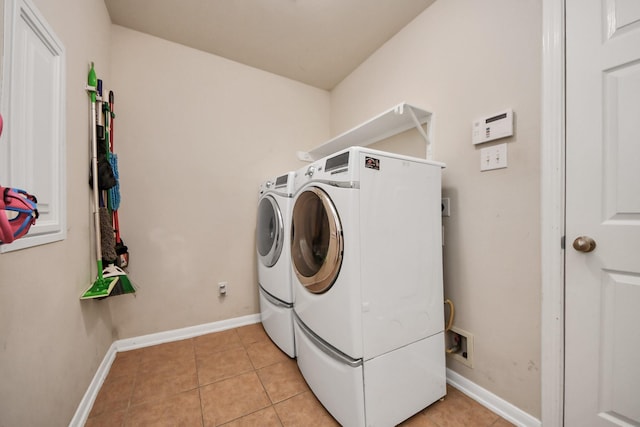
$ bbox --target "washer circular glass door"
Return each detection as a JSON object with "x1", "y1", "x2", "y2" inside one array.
[
  {"x1": 291, "y1": 186, "x2": 343, "y2": 293},
  {"x1": 257, "y1": 195, "x2": 284, "y2": 267}
]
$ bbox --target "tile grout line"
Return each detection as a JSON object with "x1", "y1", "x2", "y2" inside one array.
[
  {"x1": 235, "y1": 326, "x2": 288, "y2": 426},
  {"x1": 252, "y1": 349, "x2": 283, "y2": 427},
  {"x1": 197, "y1": 381, "x2": 206, "y2": 426},
  {"x1": 244, "y1": 327, "x2": 280, "y2": 426},
  {"x1": 122, "y1": 349, "x2": 141, "y2": 426},
  {"x1": 191, "y1": 337, "x2": 206, "y2": 427}
]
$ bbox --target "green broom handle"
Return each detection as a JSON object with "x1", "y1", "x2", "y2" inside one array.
[{"x1": 88, "y1": 63, "x2": 104, "y2": 280}]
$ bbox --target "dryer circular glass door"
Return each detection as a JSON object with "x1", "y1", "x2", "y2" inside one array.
[
  {"x1": 291, "y1": 186, "x2": 343, "y2": 293},
  {"x1": 257, "y1": 195, "x2": 284, "y2": 267}
]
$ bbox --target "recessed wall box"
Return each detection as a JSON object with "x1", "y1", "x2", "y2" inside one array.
[{"x1": 472, "y1": 109, "x2": 513, "y2": 145}]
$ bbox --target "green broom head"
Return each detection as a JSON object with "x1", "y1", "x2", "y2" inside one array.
[
  {"x1": 109, "y1": 275, "x2": 135, "y2": 296},
  {"x1": 103, "y1": 264, "x2": 136, "y2": 295},
  {"x1": 81, "y1": 260, "x2": 119, "y2": 299}
]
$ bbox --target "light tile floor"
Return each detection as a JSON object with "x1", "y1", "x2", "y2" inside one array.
[{"x1": 85, "y1": 323, "x2": 514, "y2": 426}]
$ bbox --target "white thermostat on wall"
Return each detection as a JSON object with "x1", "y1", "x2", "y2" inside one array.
[{"x1": 472, "y1": 109, "x2": 513, "y2": 145}]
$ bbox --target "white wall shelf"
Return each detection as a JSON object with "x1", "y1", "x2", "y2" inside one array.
[{"x1": 297, "y1": 102, "x2": 433, "y2": 162}]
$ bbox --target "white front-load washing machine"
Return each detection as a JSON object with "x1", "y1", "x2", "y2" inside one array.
[
  {"x1": 257, "y1": 171, "x2": 295, "y2": 357},
  {"x1": 290, "y1": 146, "x2": 446, "y2": 426}
]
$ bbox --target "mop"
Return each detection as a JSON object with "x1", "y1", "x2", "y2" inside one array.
[
  {"x1": 101, "y1": 89, "x2": 135, "y2": 295},
  {"x1": 108, "y1": 90, "x2": 129, "y2": 270},
  {"x1": 81, "y1": 63, "x2": 119, "y2": 299}
]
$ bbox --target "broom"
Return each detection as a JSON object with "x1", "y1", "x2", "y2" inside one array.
[{"x1": 81, "y1": 62, "x2": 119, "y2": 300}]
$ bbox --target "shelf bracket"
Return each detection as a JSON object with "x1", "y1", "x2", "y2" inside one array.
[{"x1": 406, "y1": 106, "x2": 433, "y2": 160}]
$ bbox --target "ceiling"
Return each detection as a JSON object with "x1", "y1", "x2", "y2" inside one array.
[{"x1": 103, "y1": 0, "x2": 435, "y2": 90}]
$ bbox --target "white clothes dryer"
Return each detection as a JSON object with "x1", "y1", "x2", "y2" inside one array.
[
  {"x1": 290, "y1": 147, "x2": 446, "y2": 426},
  {"x1": 257, "y1": 171, "x2": 295, "y2": 357}
]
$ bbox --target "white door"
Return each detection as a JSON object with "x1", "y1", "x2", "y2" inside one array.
[{"x1": 565, "y1": 0, "x2": 640, "y2": 426}]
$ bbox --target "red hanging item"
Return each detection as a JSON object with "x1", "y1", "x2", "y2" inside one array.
[
  {"x1": 0, "y1": 187, "x2": 38, "y2": 244},
  {"x1": 0, "y1": 113, "x2": 39, "y2": 244}
]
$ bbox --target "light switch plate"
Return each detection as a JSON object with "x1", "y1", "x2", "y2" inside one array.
[{"x1": 480, "y1": 143, "x2": 508, "y2": 171}]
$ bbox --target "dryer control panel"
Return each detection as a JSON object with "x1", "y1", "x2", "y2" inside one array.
[{"x1": 325, "y1": 151, "x2": 349, "y2": 172}]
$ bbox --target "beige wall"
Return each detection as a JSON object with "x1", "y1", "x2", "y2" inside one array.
[
  {"x1": 106, "y1": 25, "x2": 329, "y2": 338},
  {"x1": 0, "y1": 0, "x2": 115, "y2": 425},
  {"x1": 331, "y1": 0, "x2": 542, "y2": 418}
]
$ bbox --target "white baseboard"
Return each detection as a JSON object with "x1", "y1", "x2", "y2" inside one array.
[
  {"x1": 446, "y1": 368, "x2": 541, "y2": 427},
  {"x1": 115, "y1": 313, "x2": 261, "y2": 351},
  {"x1": 68, "y1": 313, "x2": 261, "y2": 426},
  {"x1": 68, "y1": 342, "x2": 118, "y2": 427}
]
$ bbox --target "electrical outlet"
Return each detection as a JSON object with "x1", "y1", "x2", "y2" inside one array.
[
  {"x1": 480, "y1": 143, "x2": 508, "y2": 171},
  {"x1": 218, "y1": 281, "x2": 227, "y2": 296}
]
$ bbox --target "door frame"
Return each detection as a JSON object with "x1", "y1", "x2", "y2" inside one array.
[{"x1": 541, "y1": 0, "x2": 565, "y2": 425}]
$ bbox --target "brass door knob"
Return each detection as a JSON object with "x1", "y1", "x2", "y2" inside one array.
[{"x1": 573, "y1": 236, "x2": 596, "y2": 253}]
